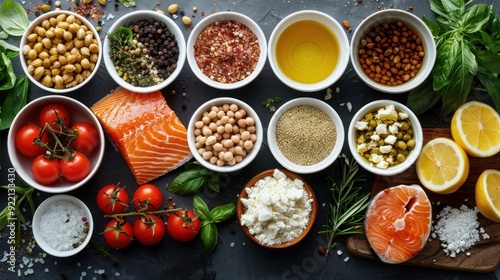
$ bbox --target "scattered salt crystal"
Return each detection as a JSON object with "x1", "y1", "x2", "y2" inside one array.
[
  {"x1": 82, "y1": 271, "x2": 87, "y2": 276},
  {"x1": 173, "y1": 14, "x2": 178, "y2": 19},
  {"x1": 344, "y1": 257, "x2": 350, "y2": 262},
  {"x1": 242, "y1": 242, "x2": 246, "y2": 246},
  {"x1": 337, "y1": 250, "x2": 342, "y2": 256},
  {"x1": 54, "y1": 260, "x2": 58, "y2": 265},
  {"x1": 77, "y1": 262, "x2": 81, "y2": 267},
  {"x1": 347, "y1": 102, "x2": 352, "y2": 112},
  {"x1": 335, "y1": 87, "x2": 340, "y2": 93},
  {"x1": 230, "y1": 242, "x2": 235, "y2": 248},
  {"x1": 106, "y1": 13, "x2": 115, "y2": 21},
  {"x1": 324, "y1": 88, "x2": 332, "y2": 100},
  {"x1": 115, "y1": 272, "x2": 121, "y2": 276},
  {"x1": 45, "y1": 268, "x2": 49, "y2": 272}
]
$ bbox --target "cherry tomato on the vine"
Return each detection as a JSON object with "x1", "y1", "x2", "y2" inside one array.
[
  {"x1": 39, "y1": 103, "x2": 71, "y2": 131},
  {"x1": 103, "y1": 219, "x2": 134, "y2": 249},
  {"x1": 16, "y1": 124, "x2": 48, "y2": 157},
  {"x1": 71, "y1": 121, "x2": 99, "y2": 154},
  {"x1": 167, "y1": 210, "x2": 201, "y2": 242},
  {"x1": 31, "y1": 155, "x2": 61, "y2": 185},
  {"x1": 96, "y1": 184, "x2": 130, "y2": 215},
  {"x1": 133, "y1": 184, "x2": 163, "y2": 211},
  {"x1": 60, "y1": 151, "x2": 91, "y2": 182},
  {"x1": 134, "y1": 214, "x2": 165, "y2": 246}
]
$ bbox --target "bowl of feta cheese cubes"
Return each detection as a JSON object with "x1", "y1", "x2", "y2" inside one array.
[
  {"x1": 236, "y1": 169, "x2": 318, "y2": 248},
  {"x1": 348, "y1": 100, "x2": 423, "y2": 176}
]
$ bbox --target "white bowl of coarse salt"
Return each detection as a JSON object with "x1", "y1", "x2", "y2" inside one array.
[
  {"x1": 236, "y1": 169, "x2": 318, "y2": 248},
  {"x1": 267, "y1": 97, "x2": 345, "y2": 174},
  {"x1": 32, "y1": 195, "x2": 93, "y2": 257}
]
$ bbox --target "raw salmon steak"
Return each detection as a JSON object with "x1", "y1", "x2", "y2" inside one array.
[
  {"x1": 364, "y1": 184, "x2": 432, "y2": 264},
  {"x1": 91, "y1": 88, "x2": 192, "y2": 185}
]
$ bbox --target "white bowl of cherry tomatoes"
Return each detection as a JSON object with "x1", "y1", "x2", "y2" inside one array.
[{"x1": 7, "y1": 95, "x2": 105, "y2": 193}]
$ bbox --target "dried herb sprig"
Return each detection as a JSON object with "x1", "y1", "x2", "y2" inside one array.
[
  {"x1": 91, "y1": 240, "x2": 119, "y2": 266},
  {"x1": 320, "y1": 155, "x2": 370, "y2": 256}
]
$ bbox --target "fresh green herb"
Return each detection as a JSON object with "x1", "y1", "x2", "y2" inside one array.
[
  {"x1": 0, "y1": 186, "x2": 35, "y2": 246},
  {"x1": 0, "y1": 0, "x2": 30, "y2": 37},
  {"x1": 168, "y1": 161, "x2": 220, "y2": 196},
  {"x1": 118, "y1": 0, "x2": 136, "y2": 8},
  {"x1": 407, "y1": 0, "x2": 500, "y2": 116},
  {"x1": 193, "y1": 195, "x2": 235, "y2": 255},
  {"x1": 91, "y1": 240, "x2": 119, "y2": 266},
  {"x1": 320, "y1": 155, "x2": 370, "y2": 256},
  {"x1": 261, "y1": 97, "x2": 282, "y2": 112},
  {"x1": 1, "y1": 75, "x2": 28, "y2": 130}
]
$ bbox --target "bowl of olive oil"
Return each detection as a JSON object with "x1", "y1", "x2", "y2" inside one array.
[{"x1": 268, "y1": 10, "x2": 349, "y2": 92}]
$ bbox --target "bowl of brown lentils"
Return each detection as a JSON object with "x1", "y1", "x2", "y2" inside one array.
[
  {"x1": 19, "y1": 10, "x2": 102, "y2": 93},
  {"x1": 103, "y1": 10, "x2": 186, "y2": 93},
  {"x1": 187, "y1": 97, "x2": 263, "y2": 173},
  {"x1": 186, "y1": 11, "x2": 267, "y2": 90},
  {"x1": 348, "y1": 100, "x2": 423, "y2": 176},
  {"x1": 350, "y1": 9, "x2": 436, "y2": 94}
]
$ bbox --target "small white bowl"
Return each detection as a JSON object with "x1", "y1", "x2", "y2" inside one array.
[
  {"x1": 268, "y1": 10, "x2": 350, "y2": 92},
  {"x1": 267, "y1": 98, "x2": 345, "y2": 174},
  {"x1": 186, "y1": 11, "x2": 267, "y2": 90},
  {"x1": 348, "y1": 100, "x2": 423, "y2": 176},
  {"x1": 350, "y1": 9, "x2": 436, "y2": 94},
  {"x1": 7, "y1": 95, "x2": 105, "y2": 193},
  {"x1": 103, "y1": 10, "x2": 186, "y2": 93},
  {"x1": 32, "y1": 195, "x2": 93, "y2": 257},
  {"x1": 187, "y1": 97, "x2": 263, "y2": 173},
  {"x1": 19, "y1": 10, "x2": 102, "y2": 93}
]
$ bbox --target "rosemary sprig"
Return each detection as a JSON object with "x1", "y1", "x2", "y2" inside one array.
[{"x1": 320, "y1": 155, "x2": 371, "y2": 256}]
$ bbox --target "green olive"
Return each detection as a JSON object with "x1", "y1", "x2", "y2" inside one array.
[
  {"x1": 397, "y1": 141, "x2": 407, "y2": 150},
  {"x1": 369, "y1": 119, "x2": 377, "y2": 128},
  {"x1": 407, "y1": 139, "x2": 416, "y2": 149},
  {"x1": 400, "y1": 122, "x2": 410, "y2": 131},
  {"x1": 403, "y1": 134, "x2": 412, "y2": 141},
  {"x1": 396, "y1": 153, "x2": 406, "y2": 163}
]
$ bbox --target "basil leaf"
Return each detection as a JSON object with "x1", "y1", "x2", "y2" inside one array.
[
  {"x1": 200, "y1": 223, "x2": 218, "y2": 255},
  {"x1": 0, "y1": 52, "x2": 15, "y2": 90},
  {"x1": 0, "y1": 75, "x2": 28, "y2": 130},
  {"x1": 479, "y1": 31, "x2": 500, "y2": 53},
  {"x1": 407, "y1": 77, "x2": 441, "y2": 115},
  {"x1": 168, "y1": 169, "x2": 207, "y2": 195},
  {"x1": 433, "y1": 38, "x2": 460, "y2": 91},
  {"x1": 193, "y1": 195, "x2": 212, "y2": 221},
  {"x1": 184, "y1": 161, "x2": 203, "y2": 170},
  {"x1": 473, "y1": 49, "x2": 500, "y2": 73},
  {"x1": 0, "y1": 0, "x2": 30, "y2": 37},
  {"x1": 460, "y1": 4, "x2": 491, "y2": 34},
  {"x1": 423, "y1": 16, "x2": 441, "y2": 37},
  {"x1": 210, "y1": 203, "x2": 235, "y2": 224},
  {"x1": 118, "y1": 0, "x2": 136, "y2": 8},
  {"x1": 0, "y1": 40, "x2": 19, "y2": 58},
  {"x1": 477, "y1": 70, "x2": 500, "y2": 113},
  {"x1": 207, "y1": 178, "x2": 220, "y2": 193},
  {"x1": 441, "y1": 0, "x2": 465, "y2": 20},
  {"x1": 429, "y1": 0, "x2": 452, "y2": 20}
]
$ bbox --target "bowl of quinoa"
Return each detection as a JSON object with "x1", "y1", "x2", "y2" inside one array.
[
  {"x1": 103, "y1": 10, "x2": 186, "y2": 93},
  {"x1": 236, "y1": 169, "x2": 317, "y2": 248},
  {"x1": 267, "y1": 97, "x2": 344, "y2": 174},
  {"x1": 186, "y1": 11, "x2": 267, "y2": 90},
  {"x1": 348, "y1": 100, "x2": 423, "y2": 176},
  {"x1": 32, "y1": 194, "x2": 93, "y2": 257}
]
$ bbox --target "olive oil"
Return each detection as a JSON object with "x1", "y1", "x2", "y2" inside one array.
[{"x1": 275, "y1": 20, "x2": 340, "y2": 84}]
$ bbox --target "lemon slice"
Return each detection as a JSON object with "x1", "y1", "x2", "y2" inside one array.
[
  {"x1": 451, "y1": 101, "x2": 500, "y2": 157},
  {"x1": 476, "y1": 169, "x2": 500, "y2": 223},
  {"x1": 416, "y1": 137, "x2": 469, "y2": 194}
]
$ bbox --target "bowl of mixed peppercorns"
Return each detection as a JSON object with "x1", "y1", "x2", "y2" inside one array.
[
  {"x1": 103, "y1": 10, "x2": 186, "y2": 93},
  {"x1": 186, "y1": 11, "x2": 267, "y2": 90}
]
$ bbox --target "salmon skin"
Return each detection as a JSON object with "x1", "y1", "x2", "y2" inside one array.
[
  {"x1": 91, "y1": 88, "x2": 192, "y2": 185},
  {"x1": 364, "y1": 184, "x2": 432, "y2": 264}
]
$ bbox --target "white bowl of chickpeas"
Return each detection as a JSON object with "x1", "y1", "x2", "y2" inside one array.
[
  {"x1": 19, "y1": 10, "x2": 102, "y2": 93},
  {"x1": 350, "y1": 9, "x2": 436, "y2": 94},
  {"x1": 187, "y1": 97, "x2": 263, "y2": 173},
  {"x1": 348, "y1": 100, "x2": 423, "y2": 176}
]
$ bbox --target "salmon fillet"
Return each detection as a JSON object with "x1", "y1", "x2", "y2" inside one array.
[
  {"x1": 91, "y1": 88, "x2": 192, "y2": 185},
  {"x1": 365, "y1": 184, "x2": 432, "y2": 264}
]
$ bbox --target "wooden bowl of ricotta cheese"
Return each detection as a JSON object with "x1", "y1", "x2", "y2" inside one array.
[{"x1": 236, "y1": 169, "x2": 318, "y2": 249}]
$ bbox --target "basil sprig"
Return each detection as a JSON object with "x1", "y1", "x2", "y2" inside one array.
[
  {"x1": 193, "y1": 195, "x2": 235, "y2": 255},
  {"x1": 168, "y1": 161, "x2": 220, "y2": 195},
  {"x1": 407, "y1": 0, "x2": 500, "y2": 116}
]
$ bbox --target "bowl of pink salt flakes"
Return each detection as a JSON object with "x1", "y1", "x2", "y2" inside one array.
[
  {"x1": 186, "y1": 11, "x2": 267, "y2": 90},
  {"x1": 32, "y1": 194, "x2": 93, "y2": 257}
]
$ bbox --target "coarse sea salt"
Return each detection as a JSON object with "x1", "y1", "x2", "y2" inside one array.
[
  {"x1": 432, "y1": 204, "x2": 489, "y2": 258},
  {"x1": 39, "y1": 200, "x2": 89, "y2": 252}
]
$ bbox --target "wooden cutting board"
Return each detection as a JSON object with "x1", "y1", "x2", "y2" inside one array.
[{"x1": 346, "y1": 128, "x2": 500, "y2": 272}]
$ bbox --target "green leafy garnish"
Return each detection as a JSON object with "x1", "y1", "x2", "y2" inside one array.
[
  {"x1": 0, "y1": 0, "x2": 30, "y2": 37},
  {"x1": 261, "y1": 97, "x2": 282, "y2": 112},
  {"x1": 407, "y1": 0, "x2": 500, "y2": 116},
  {"x1": 0, "y1": 186, "x2": 35, "y2": 246},
  {"x1": 193, "y1": 195, "x2": 235, "y2": 255},
  {"x1": 118, "y1": 0, "x2": 136, "y2": 8},
  {"x1": 320, "y1": 155, "x2": 370, "y2": 256},
  {"x1": 1, "y1": 75, "x2": 28, "y2": 130},
  {"x1": 168, "y1": 161, "x2": 220, "y2": 196}
]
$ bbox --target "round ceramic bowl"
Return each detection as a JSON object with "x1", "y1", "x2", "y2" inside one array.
[
  {"x1": 103, "y1": 10, "x2": 186, "y2": 93},
  {"x1": 350, "y1": 9, "x2": 436, "y2": 94},
  {"x1": 187, "y1": 97, "x2": 263, "y2": 173},
  {"x1": 19, "y1": 10, "x2": 102, "y2": 94},
  {"x1": 236, "y1": 169, "x2": 318, "y2": 249},
  {"x1": 32, "y1": 194, "x2": 93, "y2": 257},
  {"x1": 267, "y1": 97, "x2": 344, "y2": 174},
  {"x1": 348, "y1": 100, "x2": 423, "y2": 176},
  {"x1": 268, "y1": 10, "x2": 350, "y2": 92},
  {"x1": 7, "y1": 95, "x2": 105, "y2": 193},
  {"x1": 186, "y1": 11, "x2": 267, "y2": 90}
]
